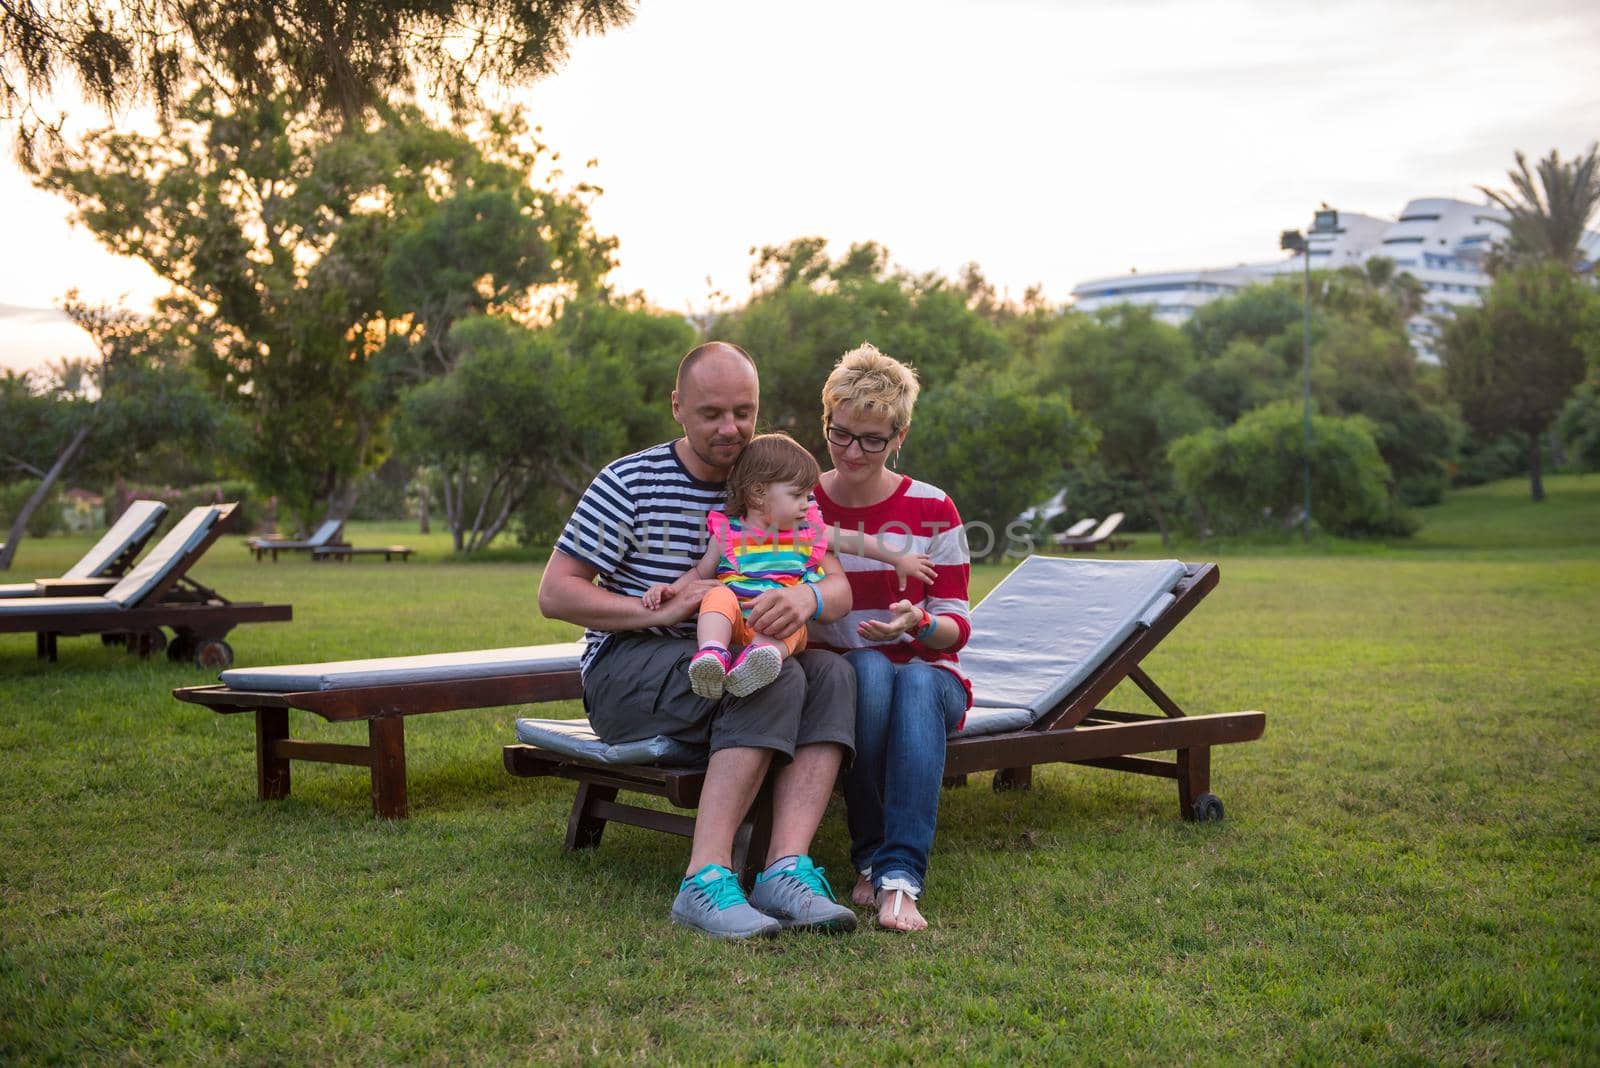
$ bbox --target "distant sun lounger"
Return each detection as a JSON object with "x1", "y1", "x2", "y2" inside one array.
[
  {"x1": 1054, "y1": 511, "x2": 1130, "y2": 551},
  {"x1": 1, "y1": 504, "x2": 292, "y2": 667},
  {"x1": 0, "y1": 500, "x2": 167, "y2": 599},
  {"x1": 247, "y1": 519, "x2": 346, "y2": 561}
]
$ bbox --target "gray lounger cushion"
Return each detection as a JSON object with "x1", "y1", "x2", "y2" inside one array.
[
  {"x1": 65, "y1": 500, "x2": 168, "y2": 579},
  {"x1": 950, "y1": 706, "x2": 1037, "y2": 738},
  {"x1": 961, "y1": 556, "x2": 1188, "y2": 717},
  {"x1": 514, "y1": 717, "x2": 706, "y2": 767},
  {"x1": 504, "y1": 555, "x2": 1191, "y2": 758},
  {"x1": 106, "y1": 505, "x2": 223, "y2": 608},
  {"x1": 219, "y1": 642, "x2": 584, "y2": 692},
  {"x1": 0, "y1": 595, "x2": 122, "y2": 615},
  {"x1": 0, "y1": 500, "x2": 168, "y2": 598}
]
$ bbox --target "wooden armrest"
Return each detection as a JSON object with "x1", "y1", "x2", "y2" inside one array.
[{"x1": 34, "y1": 577, "x2": 118, "y2": 595}]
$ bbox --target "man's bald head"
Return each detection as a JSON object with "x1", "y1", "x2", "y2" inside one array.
[{"x1": 676, "y1": 341, "x2": 758, "y2": 394}]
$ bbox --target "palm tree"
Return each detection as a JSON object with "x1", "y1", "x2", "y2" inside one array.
[{"x1": 1479, "y1": 144, "x2": 1600, "y2": 275}]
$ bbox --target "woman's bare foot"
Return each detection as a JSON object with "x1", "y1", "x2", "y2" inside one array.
[
  {"x1": 851, "y1": 874, "x2": 874, "y2": 907},
  {"x1": 876, "y1": 888, "x2": 928, "y2": 932}
]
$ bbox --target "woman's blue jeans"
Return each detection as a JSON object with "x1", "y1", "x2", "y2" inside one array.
[{"x1": 843, "y1": 648, "x2": 967, "y2": 896}]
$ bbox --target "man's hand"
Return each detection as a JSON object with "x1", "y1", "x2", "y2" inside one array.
[
  {"x1": 745, "y1": 584, "x2": 813, "y2": 640},
  {"x1": 856, "y1": 599, "x2": 923, "y2": 643}
]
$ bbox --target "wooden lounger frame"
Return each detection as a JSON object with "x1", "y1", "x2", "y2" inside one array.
[
  {"x1": 310, "y1": 544, "x2": 413, "y2": 562},
  {"x1": 174, "y1": 563, "x2": 1263, "y2": 877},
  {"x1": 3, "y1": 504, "x2": 293, "y2": 666}
]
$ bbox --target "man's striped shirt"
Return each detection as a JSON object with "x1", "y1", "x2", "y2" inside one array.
[{"x1": 554, "y1": 441, "x2": 725, "y2": 675}]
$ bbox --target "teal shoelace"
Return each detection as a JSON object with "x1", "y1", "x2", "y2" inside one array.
[
  {"x1": 784, "y1": 857, "x2": 838, "y2": 902},
  {"x1": 688, "y1": 868, "x2": 747, "y2": 911}
]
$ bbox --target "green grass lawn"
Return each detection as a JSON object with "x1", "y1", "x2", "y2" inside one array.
[{"x1": 3, "y1": 478, "x2": 1597, "y2": 1062}]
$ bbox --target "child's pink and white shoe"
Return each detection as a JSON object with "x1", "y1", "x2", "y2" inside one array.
[
  {"x1": 725, "y1": 643, "x2": 784, "y2": 698},
  {"x1": 688, "y1": 646, "x2": 732, "y2": 699}
]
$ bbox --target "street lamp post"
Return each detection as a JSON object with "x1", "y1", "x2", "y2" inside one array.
[{"x1": 1278, "y1": 207, "x2": 1338, "y2": 544}]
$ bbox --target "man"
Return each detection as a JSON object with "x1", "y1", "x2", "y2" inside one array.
[{"x1": 538, "y1": 341, "x2": 858, "y2": 939}]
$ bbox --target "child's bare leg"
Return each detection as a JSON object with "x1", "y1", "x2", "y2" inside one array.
[{"x1": 697, "y1": 612, "x2": 733, "y2": 649}]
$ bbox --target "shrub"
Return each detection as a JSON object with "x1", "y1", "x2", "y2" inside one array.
[
  {"x1": 1451, "y1": 433, "x2": 1530, "y2": 487},
  {"x1": 1168, "y1": 401, "x2": 1409, "y2": 538},
  {"x1": 1053, "y1": 462, "x2": 1192, "y2": 538},
  {"x1": 114, "y1": 481, "x2": 262, "y2": 534},
  {"x1": 0, "y1": 480, "x2": 64, "y2": 537},
  {"x1": 1556, "y1": 379, "x2": 1600, "y2": 473}
]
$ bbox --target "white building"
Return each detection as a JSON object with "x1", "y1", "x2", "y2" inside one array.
[{"x1": 1069, "y1": 198, "x2": 1598, "y2": 362}]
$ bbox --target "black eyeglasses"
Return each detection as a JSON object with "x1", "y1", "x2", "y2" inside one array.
[{"x1": 825, "y1": 424, "x2": 895, "y2": 454}]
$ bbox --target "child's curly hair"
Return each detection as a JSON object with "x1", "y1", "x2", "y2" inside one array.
[{"x1": 724, "y1": 433, "x2": 821, "y2": 519}]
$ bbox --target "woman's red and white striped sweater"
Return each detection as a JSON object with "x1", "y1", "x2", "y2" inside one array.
[{"x1": 809, "y1": 475, "x2": 973, "y2": 715}]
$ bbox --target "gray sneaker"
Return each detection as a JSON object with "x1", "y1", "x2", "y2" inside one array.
[
  {"x1": 671, "y1": 864, "x2": 781, "y2": 940},
  {"x1": 748, "y1": 855, "x2": 858, "y2": 933}
]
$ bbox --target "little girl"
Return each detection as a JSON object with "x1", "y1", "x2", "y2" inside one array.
[{"x1": 644, "y1": 433, "x2": 934, "y2": 700}]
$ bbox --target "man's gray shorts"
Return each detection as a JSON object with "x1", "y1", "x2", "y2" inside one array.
[{"x1": 583, "y1": 634, "x2": 855, "y2": 763}]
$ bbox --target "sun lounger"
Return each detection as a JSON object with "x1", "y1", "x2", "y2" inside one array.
[
  {"x1": 0, "y1": 503, "x2": 292, "y2": 666},
  {"x1": 1057, "y1": 516, "x2": 1096, "y2": 540},
  {"x1": 247, "y1": 518, "x2": 346, "y2": 561},
  {"x1": 175, "y1": 557, "x2": 1264, "y2": 877},
  {"x1": 0, "y1": 500, "x2": 167, "y2": 599},
  {"x1": 175, "y1": 645, "x2": 586, "y2": 818},
  {"x1": 504, "y1": 557, "x2": 1263, "y2": 866},
  {"x1": 1055, "y1": 511, "x2": 1130, "y2": 551}
]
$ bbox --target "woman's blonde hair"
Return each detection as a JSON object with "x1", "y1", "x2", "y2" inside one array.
[
  {"x1": 820, "y1": 341, "x2": 921, "y2": 432},
  {"x1": 725, "y1": 433, "x2": 822, "y2": 519}
]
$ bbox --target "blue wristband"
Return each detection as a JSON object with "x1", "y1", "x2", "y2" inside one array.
[
  {"x1": 915, "y1": 610, "x2": 938, "y2": 641},
  {"x1": 809, "y1": 583, "x2": 824, "y2": 620}
]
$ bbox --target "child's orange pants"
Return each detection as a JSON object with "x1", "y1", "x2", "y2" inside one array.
[{"x1": 699, "y1": 584, "x2": 808, "y2": 655}]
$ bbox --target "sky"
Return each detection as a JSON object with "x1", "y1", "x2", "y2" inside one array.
[{"x1": 2, "y1": 0, "x2": 1597, "y2": 373}]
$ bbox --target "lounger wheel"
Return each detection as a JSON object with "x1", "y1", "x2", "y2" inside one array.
[
  {"x1": 1190, "y1": 793, "x2": 1224, "y2": 822},
  {"x1": 191, "y1": 638, "x2": 234, "y2": 669},
  {"x1": 166, "y1": 634, "x2": 195, "y2": 663}
]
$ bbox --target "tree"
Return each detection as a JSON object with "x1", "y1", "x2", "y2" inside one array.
[
  {"x1": 720, "y1": 238, "x2": 1012, "y2": 455},
  {"x1": 1034, "y1": 305, "x2": 1213, "y2": 546},
  {"x1": 41, "y1": 90, "x2": 613, "y2": 526},
  {"x1": 910, "y1": 367, "x2": 1093, "y2": 560},
  {"x1": 1168, "y1": 402, "x2": 1405, "y2": 538},
  {"x1": 1480, "y1": 144, "x2": 1600, "y2": 276},
  {"x1": 0, "y1": 297, "x2": 221, "y2": 569},
  {"x1": 1184, "y1": 275, "x2": 1462, "y2": 505},
  {"x1": 398, "y1": 301, "x2": 691, "y2": 551},
  {"x1": 1441, "y1": 261, "x2": 1600, "y2": 501},
  {"x1": 2, "y1": 0, "x2": 634, "y2": 165}
]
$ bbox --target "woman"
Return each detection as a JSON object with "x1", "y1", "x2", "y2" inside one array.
[{"x1": 808, "y1": 342, "x2": 972, "y2": 933}]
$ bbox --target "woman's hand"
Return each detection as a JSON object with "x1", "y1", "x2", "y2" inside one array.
[{"x1": 856, "y1": 599, "x2": 923, "y2": 643}]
